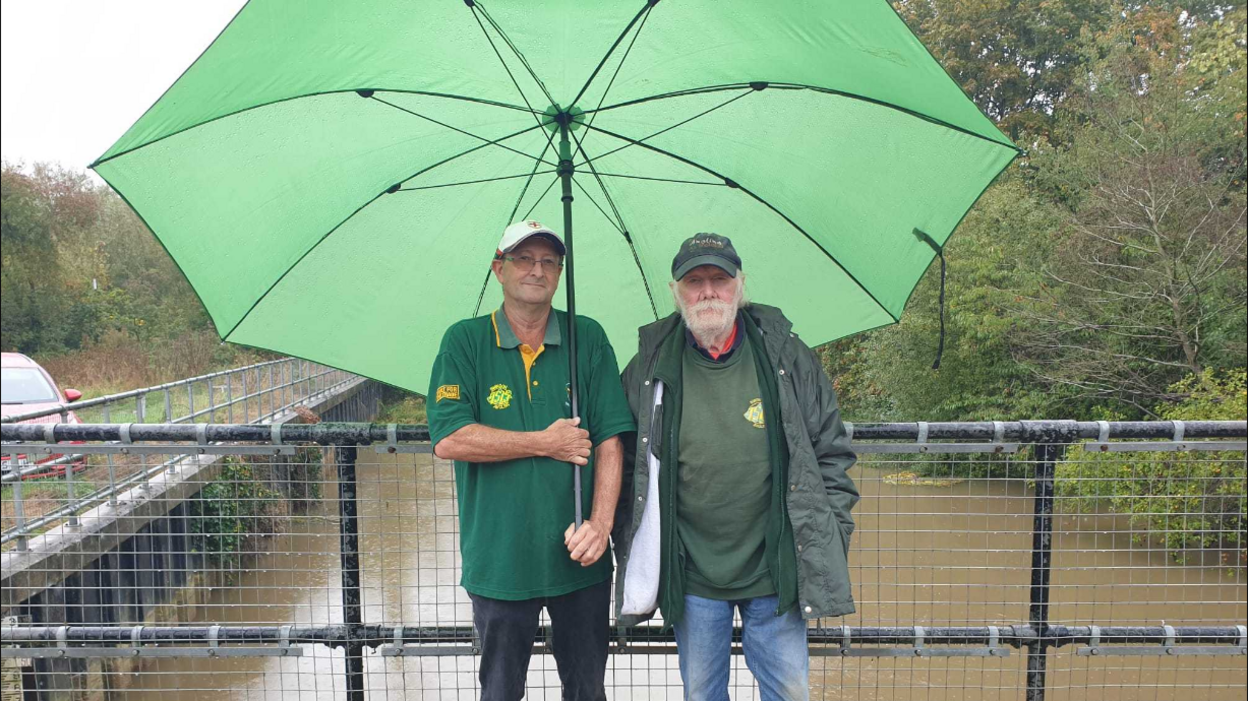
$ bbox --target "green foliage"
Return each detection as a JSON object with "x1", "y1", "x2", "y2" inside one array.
[
  {"x1": 829, "y1": 4, "x2": 1247, "y2": 425},
  {"x1": 376, "y1": 389, "x2": 428, "y2": 425},
  {"x1": 189, "y1": 457, "x2": 280, "y2": 572},
  {"x1": 892, "y1": 0, "x2": 1114, "y2": 140},
  {"x1": 1013, "y1": 6, "x2": 1248, "y2": 414},
  {"x1": 828, "y1": 179, "x2": 1076, "y2": 423},
  {"x1": 286, "y1": 447, "x2": 325, "y2": 507},
  {"x1": 1056, "y1": 370, "x2": 1248, "y2": 561},
  {"x1": 1, "y1": 162, "x2": 214, "y2": 355}
]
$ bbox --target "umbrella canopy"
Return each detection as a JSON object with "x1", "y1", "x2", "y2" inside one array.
[{"x1": 94, "y1": 0, "x2": 1018, "y2": 395}]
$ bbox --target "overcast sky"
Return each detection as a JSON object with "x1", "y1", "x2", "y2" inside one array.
[{"x1": 1, "y1": 1, "x2": 245, "y2": 176}]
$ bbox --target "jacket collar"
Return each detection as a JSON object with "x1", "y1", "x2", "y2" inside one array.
[{"x1": 637, "y1": 304, "x2": 793, "y2": 370}]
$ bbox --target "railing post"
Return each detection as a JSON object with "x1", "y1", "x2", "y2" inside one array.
[
  {"x1": 60, "y1": 409, "x2": 79, "y2": 528},
  {"x1": 1023, "y1": 421, "x2": 1076, "y2": 701},
  {"x1": 103, "y1": 404, "x2": 118, "y2": 506},
  {"x1": 333, "y1": 443, "x2": 365, "y2": 700},
  {"x1": 12, "y1": 472, "x2": 28, "y2": 551}
]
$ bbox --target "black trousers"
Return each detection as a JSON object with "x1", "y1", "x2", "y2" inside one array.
[{"x1": 469, "y1": 578, "x2": 611, "y2": 701}]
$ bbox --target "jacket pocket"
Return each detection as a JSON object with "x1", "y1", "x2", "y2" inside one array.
[{"x1": 823, "y1": 506, "x2": 853, "y2": 605}]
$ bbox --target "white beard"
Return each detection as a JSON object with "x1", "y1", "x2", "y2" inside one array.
[{"x1": 676, "y1": 282, "x2": 745, "y2": 344}]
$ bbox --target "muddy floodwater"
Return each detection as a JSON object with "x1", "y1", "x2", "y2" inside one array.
[{"x1": 122, "y1": 451, "x2": 1246, "y2": 700}]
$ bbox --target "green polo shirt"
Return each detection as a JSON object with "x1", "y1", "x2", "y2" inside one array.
[{"x1": 427, "y1": 305, "x2": 635, "y2": 600}]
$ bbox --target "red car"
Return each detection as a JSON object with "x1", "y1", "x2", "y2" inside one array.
[{"x1": 1, "y1": 352, "x2": 86, "y2": 479}]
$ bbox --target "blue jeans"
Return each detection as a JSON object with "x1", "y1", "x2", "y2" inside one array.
[{"x1": 673, "y1": 594, "x2": 810, "y2": 701}]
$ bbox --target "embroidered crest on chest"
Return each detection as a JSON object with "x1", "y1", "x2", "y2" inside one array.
[
  {"x1": 487, "y1": 384, "x2": 513, "y2": 410},
  {"x1": 744, "y1": 398, "x2": 765, "y2": 428}
]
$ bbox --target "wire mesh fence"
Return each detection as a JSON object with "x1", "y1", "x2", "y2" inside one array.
[{"x1": 1, "y1": 420, "x2": 1245, "y2": 700}]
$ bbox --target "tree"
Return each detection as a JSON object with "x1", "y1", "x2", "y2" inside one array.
[
  {"x1": 1018, "y1": 9, "x2": 1248, "y2": 415},
  {"x1": 825, "y1": 178, "x2": 1074, "y2": 422},
  {"x1": 892, "y1": 0, "x2": 1115, "y2": 140}
]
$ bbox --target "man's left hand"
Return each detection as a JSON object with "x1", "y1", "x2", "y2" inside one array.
[{"x1": 564, "y1": 520, "x2": 610, "y2": 567}]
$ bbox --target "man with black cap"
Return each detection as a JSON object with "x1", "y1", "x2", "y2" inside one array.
[
  {"x1": 428, "y1": 220, "x2": 635, "y2": 701},
  {"x1": 613, "y1": 233, "x2": 859, "y2": 701}
]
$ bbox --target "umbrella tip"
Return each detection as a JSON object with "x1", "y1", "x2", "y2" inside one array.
[
  {"x1": 749, "y1": 82, "x2": 768, "y2": 91},
  {"x1": 356, "y1": 89, "x2": 375, "y2": 99}
]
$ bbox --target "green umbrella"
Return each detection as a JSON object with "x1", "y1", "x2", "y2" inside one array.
[{"x1": 94, "y1": 0, "x2": 1017, "y2": 516}]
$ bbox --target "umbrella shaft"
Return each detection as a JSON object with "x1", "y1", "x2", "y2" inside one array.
[{"x1": 558, "y1": 121, "x2": 583, "y2": 529}]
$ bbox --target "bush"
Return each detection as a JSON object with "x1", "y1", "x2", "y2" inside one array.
[
  {"x1": 376, "y1": 388, "x2": 426, "y2": 425},
  {"x1": 1056, "y1": 370, "x2": 1247, "y2": 563},
  {"x1": 189, "y1": 457, "x2": 281, "y2": 574}
]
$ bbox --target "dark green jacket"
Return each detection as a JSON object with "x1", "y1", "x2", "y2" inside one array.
[{"x1": 614, "y1": 304, "x2": 859, "y2": 625}]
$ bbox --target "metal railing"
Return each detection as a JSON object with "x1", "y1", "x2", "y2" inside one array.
[
  {"x1": 1, "y1": 420, "x2": 1245, "y2": 700},
  {"x1": 2, "y1": 357, "x2": 351, "y2": 427},
  {"x1": 1, "y1": 359, "x2": 364, "y2": 551}
]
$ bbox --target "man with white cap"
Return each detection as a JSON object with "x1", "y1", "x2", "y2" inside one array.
[{"x1": 428, "y1": 220, "x2": 635, "y2": 701}]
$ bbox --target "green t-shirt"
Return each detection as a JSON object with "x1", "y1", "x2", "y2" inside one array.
[
  {"x1": 427, "y1": 305, "x2": 635, "y2": 600},
  {"x1": 677, "y1": 339, "x2": 776, "y2": 600}
]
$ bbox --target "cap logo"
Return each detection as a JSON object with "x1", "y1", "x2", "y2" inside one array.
[
  {"x1": 527, "y1": 221, "x2": 542, "y2": 229},
  {"x1": 694, "y1": 237, "x2": 724, "y2": 248}
]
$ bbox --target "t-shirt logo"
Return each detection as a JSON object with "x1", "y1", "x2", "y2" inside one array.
[
  {"x1": 435, "y1": 385, "x2": 460, "y2": 402},
  {"x1": 487, "y1": 383, "x2": 513, "y2": 410},
  {"x1": 744, "y1": 398, "x2": 765, "y2": 428}
]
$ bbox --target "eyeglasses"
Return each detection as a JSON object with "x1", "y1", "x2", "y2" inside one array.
[{"x1": 504, "y1": 254, "x2": 564, "y2": 272}]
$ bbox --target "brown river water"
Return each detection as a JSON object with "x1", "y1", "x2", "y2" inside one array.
[{"x1": 120, "y1": 452, "x2": 1246, "y2": 700}]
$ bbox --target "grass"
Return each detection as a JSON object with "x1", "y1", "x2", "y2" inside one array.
[
  {"x1": 376, "y1": 390, "x2": 427, "y2": 425},
  {"x1": 17, "y1": 330, "x2": 335, "y2": 425},
  {"x1": 32, "y1": 330, "x2": 273, "y2": 411},
  {"x1": 1, "y1": 480, "x2": 73, "y2": 503}
]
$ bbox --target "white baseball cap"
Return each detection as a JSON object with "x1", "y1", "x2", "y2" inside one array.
[{"x1": 496, "y1": 220, "x2": 566, "y2": 258}]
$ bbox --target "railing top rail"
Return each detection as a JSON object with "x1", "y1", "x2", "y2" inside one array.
[
  {"x1": 0, "y1": 357, "x2": 316, "y2": 423},
  {"x1": 2, "y1": 420, "x2": 1244, "y2": 446}
]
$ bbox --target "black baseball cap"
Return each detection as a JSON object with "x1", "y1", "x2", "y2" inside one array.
[{"x1": 672, "y1": 233, "x2": 742, "y2": 280}]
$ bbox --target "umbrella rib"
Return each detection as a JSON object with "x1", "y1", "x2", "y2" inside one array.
[
  {"x1": 397, "y1": 171, "x2": 557, "y2": 192},
  {"x1": 521, "y1": 175, "x2": 561, "y2": 222},
  {"x1": 92, "y1": 89, "x2": 539, "y2": 169},
  {"x1": 472, "y1": 269, "x2": 497, "y2": 319},
  {"x1": 578, "y1": 2, "x2": 656, "y2": 155},
  {"x1": 569, "y1": 178, "x2": 623, "y2": 235},
  {"x1": 223, "y1": 122, "x2": 548, "y2": 340},
  {"x1": 568, "y1": 129, "x2": 660, "y2": 321},
  {"x1": 591, "y1": 172, "x2": 725, "y2": 186},
  {"x1": 474, "y1": 1, "x2": 556, "y2": 107},
  {"x1": 569, "y1": 130, "x2": 627, "y2": 233},
  {"x1": 575, "y1": 89, "x2": 754, "y2": 169},
  {"x1": 507, "y1": 121, "x2": 561, "y2": 224},
  {"x1": 580, "y1": 122, "x2": 900, "y2": 324},
  {"x1": 569, "y1": 1, "x2": 654, "y2": 109},
  {"x1": 571, "y1": 176, "x2": 660, "y2": 322},
  {"x1": 468, "y1": 5, "x2": 549, "y2": 134},
  {"x1": 475, "y1": 172, "x2": 562, "y2": 317},
  {"x1": 585, "y1": 82, "x2": 1020, "y2": 152},
  {"x1": 370, "y1": 95, "x2": 555, "y2": 167}
]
